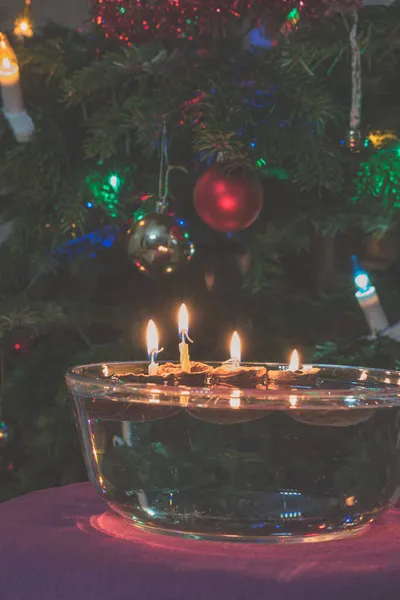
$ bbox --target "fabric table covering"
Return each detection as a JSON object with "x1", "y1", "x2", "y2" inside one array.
[{"x1": 1, "y1": 482, "x2": 400, "y2": 599}]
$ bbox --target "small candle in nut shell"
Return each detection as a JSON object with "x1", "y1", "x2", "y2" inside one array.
[
  {"x1": 268, "y1": 350, "x2": 319, "y2": 388},
  {"x1": 213, "y1": 331, "x2": 267, "y2": 388}
]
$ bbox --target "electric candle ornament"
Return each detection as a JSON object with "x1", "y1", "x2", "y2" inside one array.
[
  {"x1": 352, "y1": 255, "x2": 389, "y2": 337},
  {"x1": 0, "y1": 34, "x2": 34, "y2": 143},
  {"x1": 14, "y1": 0, "x2": 34, "y2": 40}
]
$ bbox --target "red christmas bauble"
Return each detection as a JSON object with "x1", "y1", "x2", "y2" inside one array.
[{"x1": 194, "y1": 167, "x2": 263, "y2": 232}]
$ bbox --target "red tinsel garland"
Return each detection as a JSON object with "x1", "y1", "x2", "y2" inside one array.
[{"x1": 92, "y1": 0, "x2": 362, "y2": 45}]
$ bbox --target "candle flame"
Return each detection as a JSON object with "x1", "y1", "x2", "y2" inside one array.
[
  {"x1": 289, "y1": 349, "x2": 299, "y2": 372},
  {"x1": 147, "y1": 319, "x2": 158, "y2": 357},
  {"x1": 230, "y1": 331, "x2": 241, "y2": 364},
  {"x1": 178, "y1": 303, "x2": 189, "y2": 334}
]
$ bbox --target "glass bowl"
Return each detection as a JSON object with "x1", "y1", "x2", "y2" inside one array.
[{"x1": 66, "y1": 361, "x2": 400, "y2": 543}]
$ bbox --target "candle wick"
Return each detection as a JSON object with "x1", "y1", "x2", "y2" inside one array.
[
  {"x1": 150, "y1": 348, "x2": 164, "y2": 363},
  {"x1": 223, "y1": 358, "x2": 240, "y2": 369},
  {"x1": 181, "y1": 331, "x2": 193, "y2": 344}
]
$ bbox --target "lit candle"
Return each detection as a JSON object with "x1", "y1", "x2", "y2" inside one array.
[
  {"x1": 230, "y1": 331, "x2": 241, "y2": 369},
  {"x1": 147, "y1": 319, "x2": 162, "y2": 375},
  {"x1": 213, "y1": 330, "x2": 266, "y2": 387},
  {"x1": 178, "y1": 303, "x2": 192, "y2": 372},
  {"x1": 352, "y1": 255, "x2": 389, "y2": 337},
  {"x1": 268, "y1": 349, "x2": 319, "y2": 388},
  {"x1": 0, "y1": 33, "x2": 34, "y2": 142}
]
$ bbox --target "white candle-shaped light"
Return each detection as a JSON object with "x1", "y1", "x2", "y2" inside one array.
[
  {"x1": 0, "y1": 33, "x2": 34, "y2": 142},
  {"x1": 178, "y1": 303, "x2": 192, "y2": 372},
  {"x1": 352, "y1": 255, "x2": 389, "y2": 337},
  {"x1": 147, "y1": 319, "x2": 161, "y2": 375},
  {"x1": 230, "y1": 331, "x2": 241, "y2": 369},
  {"x1": 0, "y1": 35, "x2": 19, "y2": 87},
  {"x1": 289, "y1": 349, "x2": 300, "y2": 372}
]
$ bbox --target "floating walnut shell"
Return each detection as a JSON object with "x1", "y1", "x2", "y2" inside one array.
[
  {"x1": 159, "y1": 361, "x2": 214, "y2": 387},
  {"x1": 213, "y1": 366, "x2": 267, "y2": 388},
  {"x1": 288, "y1": 409, "x2": 375, "y2": 427},
  {"x1": 268, "y1": 368, "x2": 320, "y2": 389},
  {"x1": 157, "y1": 363, "x2": 182, "y2": 377}
]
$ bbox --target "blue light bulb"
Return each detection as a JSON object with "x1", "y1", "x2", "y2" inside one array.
[{"x1": 352, "y1": 255, "x2": 371, "y2": 292}]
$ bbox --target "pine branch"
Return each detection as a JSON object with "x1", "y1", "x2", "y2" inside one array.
[
  {"x1": 293, "y1": 140, "x2": 344, "y2": 193},
  {"x1": 84, "y1": 94, "x2": 165, "y2": 159},
  {"x1": 63, "y1": 49, "x2": 140, "y2": 104}
]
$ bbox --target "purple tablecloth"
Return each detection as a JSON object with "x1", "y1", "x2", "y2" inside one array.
[{"x1": 1, "y1": 482, "x2": 400, "y2": 600}]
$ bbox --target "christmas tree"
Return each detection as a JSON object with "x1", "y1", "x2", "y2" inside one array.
[{"x1": 0, "y1": 0, "x2": 400, "y2": 499}]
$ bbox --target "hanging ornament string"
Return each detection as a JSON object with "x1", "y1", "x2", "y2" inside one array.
[
  {"x1": 348, "y1": 10, "x2": 362, "y2": 152},
  {"x1": 156, "y1": 120, "x2": 187, "y2": 214},
  {"x1": 156, "y1": 120, "x2": 169, "y2": 214}
]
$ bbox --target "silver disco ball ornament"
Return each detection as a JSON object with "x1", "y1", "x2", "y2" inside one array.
[{"x1": 128, "y1": 212, "x2": 195, "y2": 276}]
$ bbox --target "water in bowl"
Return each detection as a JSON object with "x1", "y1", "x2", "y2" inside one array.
[{"x1": 81, "y1": 397, "x2": 400, "y2": 542}]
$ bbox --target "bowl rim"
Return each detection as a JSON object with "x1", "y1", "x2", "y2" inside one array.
[{"x1": 65, "y1": 361, "x2": 400, "y2": 409}]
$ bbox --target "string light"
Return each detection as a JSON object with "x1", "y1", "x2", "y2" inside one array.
[
  {"x1": 86, "y1": 170, "x2": 125, "y2": 217},
  {"x1": 14, "y1": 0, "x2": 34, "y2": 39},
  {"x1": 368, "y1": 131, "x2": 398, "y2": 149}
]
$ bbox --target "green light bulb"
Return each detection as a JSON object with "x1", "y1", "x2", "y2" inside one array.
[
  {"x1": 287, "y1": 8, "x2": 300, "y2": 22},
  {"x1": 108, "y1": 174, "x2": 120, "y2": 190}
]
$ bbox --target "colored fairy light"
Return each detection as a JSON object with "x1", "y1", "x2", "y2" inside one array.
[
  {"x1": 108, "y1": 173, "x2": 121, "y2": 190},
  {"x1": 368, "y1": 131, "x2": 398, "y2": 149},
  {"x1": 86, "y1": 170, "x2": 125, "y2": 217},
  {"x1": 287, "y1": 8, "x2": 300, "y2": 23},
  {"x1": 352, "y1": 255, "x2": 372, "y2": 294}
]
